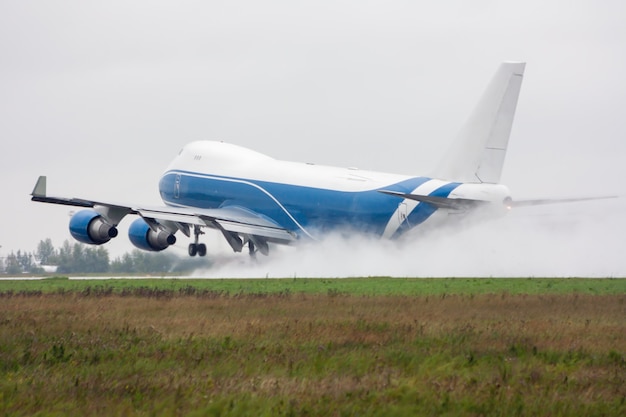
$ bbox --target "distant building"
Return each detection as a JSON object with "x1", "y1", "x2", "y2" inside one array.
[{"x1": 40, "y1": 265, "x2": 58, "y2": 273}]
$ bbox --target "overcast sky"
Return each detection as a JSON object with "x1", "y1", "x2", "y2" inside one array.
[{"x1": 1, "y1": 1, "x2": 625, "y2": 275}]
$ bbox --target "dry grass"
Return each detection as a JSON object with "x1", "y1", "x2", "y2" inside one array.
[{"x1": 1, "y1": 291, "x2": 625, "y2": 416}]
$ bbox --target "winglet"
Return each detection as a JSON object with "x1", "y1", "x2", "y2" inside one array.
[{"x1": 31, "y1": 176, "x2": 47, "y2": 197}]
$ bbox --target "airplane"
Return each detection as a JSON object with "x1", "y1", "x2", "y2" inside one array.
[{"x1": 32, "y1": 61, "x2": 595, "y2": 258}]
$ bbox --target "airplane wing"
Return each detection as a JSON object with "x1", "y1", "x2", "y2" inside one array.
[{"x1": 31, "y1": 176, "x2": 297, "y2": 253}]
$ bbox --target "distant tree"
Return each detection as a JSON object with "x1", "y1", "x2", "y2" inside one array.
[
  {"x1": 36, "y1": 238, "x2": 56, "y2": 265},
  {"x1": 5, "y1": 237, "x2": 209, "y2": 275},
  {"x1": 16, "y1": 250, "x2": 33, "y2": 272},
  {"x1": 110, "y1": 249, "x2": 209, "y2": 274},
  {"x1": 57, "y1": 240, "x2": 73, "y2": 272},
  {"x1": 71, "y1": 243, "x2": 84, "y2": 270},
  {"x1": 111, "y1": 250, "x2": 170, "y2": 274},
  {"x1": 5, "y1": 252, "x2": 22, "y2": 275},
  {"x1": 111, "y1": 252, "x2": 135, "y2": 273},
  {"x1": 56, "y1": 240, "x2": 110, "y2": 273},
  {"x1": 84, "y1": 246, "x2": 109, "y2": 273}
]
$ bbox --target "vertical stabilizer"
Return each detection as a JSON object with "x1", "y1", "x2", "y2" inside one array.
[{"x1": 434, "y1": 62, "x2": 525, "y2": 183}]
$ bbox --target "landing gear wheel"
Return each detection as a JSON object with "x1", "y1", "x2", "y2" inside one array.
[{"x1": 189, "y1": 226, "x2": 206, "y2": 257}]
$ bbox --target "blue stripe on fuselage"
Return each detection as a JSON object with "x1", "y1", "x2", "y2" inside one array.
[
  {"x1": 391, "y1": 181, "x2": 462, "y2": 239},
  {"x1": 159, "y1": 171, "x2": 436, "y2": 239}
]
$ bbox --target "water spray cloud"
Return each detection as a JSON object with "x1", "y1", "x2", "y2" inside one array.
[{"x1": 191, "y1": 199, "x2": 626, "y2": 278}]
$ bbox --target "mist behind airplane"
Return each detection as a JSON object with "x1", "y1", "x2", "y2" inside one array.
[{"x1": 32, "y1": 62, "x2": 529, "y2": 257}]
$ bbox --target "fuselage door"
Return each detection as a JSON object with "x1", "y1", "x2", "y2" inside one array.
[
  {"x1": 174, "y1": 174, "x2": 181, "y2": 199},
  {"x1": 398, "y1": 201, "x2": 408, "y2": 223}
]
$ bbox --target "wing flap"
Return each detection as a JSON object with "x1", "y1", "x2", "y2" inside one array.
[
  {"x1": 207, "y1": 218, "x2": 295, "y2": 242},
  {"x1": 139, "y1": 206, "x2": 296, "y2": 243}
]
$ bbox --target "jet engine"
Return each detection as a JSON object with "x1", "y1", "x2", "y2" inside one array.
[
  {"x1": 69, "y1": 209, "x2": 118, "y2": 245},
  {"x1": 128, "y1": 218, "x2": 176, "y2": 252}
]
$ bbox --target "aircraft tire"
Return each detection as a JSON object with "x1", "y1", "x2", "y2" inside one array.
[
  {"x1": 188, "y1": 243, "x2": 197, "y2": 257},
  {"x1": 197, "y1": 243, "x2": 207, "y2": 257}
]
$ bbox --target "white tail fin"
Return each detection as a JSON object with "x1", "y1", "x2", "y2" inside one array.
[{"x1": 434, "y1": 62, "x2": 525, "y2": 183}]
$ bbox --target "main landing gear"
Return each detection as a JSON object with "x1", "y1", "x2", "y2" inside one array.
[
  {"x1": 188, "y1": 243, "x2": 206, "y2": 257},
  {"x1": 187, "y1": 225, "x2": 270, "y2": 258},
  {"x1": 188, "y1": 225, "x2": 206, "y2": 257}
]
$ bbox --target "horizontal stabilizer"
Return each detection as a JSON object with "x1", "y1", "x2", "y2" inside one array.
[
  {"x1": 378, "y1": 190, "x2": 488, "y2": 210},
  {"x1": 510, "y1": 195, "x2": 617, "y2": 208}
]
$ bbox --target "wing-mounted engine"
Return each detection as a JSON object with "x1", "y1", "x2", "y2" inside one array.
[
  {"x1": 69, "y1": 209, "x2": 119, "y2": 245},
  {"x1": 128, "y1": 218, "x2": 177, "y2": 252}
]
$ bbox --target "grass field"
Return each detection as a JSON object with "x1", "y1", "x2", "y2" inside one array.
[
  {"x1": 1, "y1": 276, "x2": 626, "y2": 295},
  {"x1": 1, "y1": 278, "x2": 625, "y2": 416}
]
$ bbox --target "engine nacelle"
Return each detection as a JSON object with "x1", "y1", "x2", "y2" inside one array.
[
  {"x1": 128, "y1": 218, "x2": 176, "y2": 252},
  {"x1": 69, "y1": 209, "x2": 118, "y2": 245}
]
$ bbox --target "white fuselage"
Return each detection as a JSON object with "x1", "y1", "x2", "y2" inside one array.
[{"x1": 158, "y1": 141, "x2": 511, "y2": 240}]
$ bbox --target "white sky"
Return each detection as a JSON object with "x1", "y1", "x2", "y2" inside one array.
[{"x1": 1, "y1": 1, "x2": 625, "y2": 275}]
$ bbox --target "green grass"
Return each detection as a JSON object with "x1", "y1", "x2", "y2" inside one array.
[
  {"x1": 0, "y1": 276, "x2": 625, "y2": 296},
  {"x1": 0, "y1": 279, "x2": 625, "y2": 415}
]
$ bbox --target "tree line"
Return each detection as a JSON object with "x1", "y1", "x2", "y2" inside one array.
[{"x1": 0, "y1": 238, "x2": 210, "y2": 275}]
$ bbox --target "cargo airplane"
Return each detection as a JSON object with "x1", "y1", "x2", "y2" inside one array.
[{"x1": 32, "y1": 62, "x2": 577, "y2": 257}]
